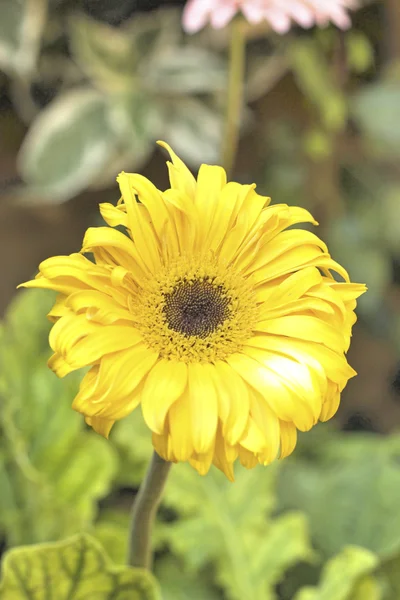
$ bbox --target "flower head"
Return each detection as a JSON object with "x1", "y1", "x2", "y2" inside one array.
[
  {"x1": 182, "y1": 0, "x2": 358, "y2": 34},
  {"x1": 21, "y1": 142, "x2": 365, "y2": 480}
]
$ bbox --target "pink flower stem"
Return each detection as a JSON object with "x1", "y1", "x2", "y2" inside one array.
[{"x1": 221, "y1": 17, "x2": 246, "y2": 178}]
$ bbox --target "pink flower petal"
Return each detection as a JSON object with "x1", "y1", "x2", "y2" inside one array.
[
  {"x1": 182, "y1": 0, "x2": 358, "y2": 34},
  {"x1": 182, "y1": 0, "x2": 216, "y2": 34}
]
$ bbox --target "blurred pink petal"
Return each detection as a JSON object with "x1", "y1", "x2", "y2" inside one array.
[{"x1": 182, "y1": 0, "x2": 358, "y2": 34}]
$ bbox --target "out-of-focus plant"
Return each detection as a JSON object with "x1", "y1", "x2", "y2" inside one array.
[
  {"x1": 0, "y1": 2, "x2": 226, "y2": 201},
  {"x1": 0, "y1": 289, "x2": 117, "y2": 547},
  {"x1": 0, "y1": 533, "x2": 160, "y2": 599},
  {"x1": 1, "y1": 288, "x2": 400, "y2": 598}
]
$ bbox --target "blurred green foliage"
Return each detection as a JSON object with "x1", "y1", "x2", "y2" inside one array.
[
  {"x1": 1, "y1": 0, "x2": 400, "y2": 598},
  {"x1": 1, "y1": 2, "x2": 225, "y2": 201},
  {"x1": 0, "y1": 533, "x2": 160, "y2": 599},
  {"x1": 2, "y1": 288, "x2": 400, "y2": 598}
]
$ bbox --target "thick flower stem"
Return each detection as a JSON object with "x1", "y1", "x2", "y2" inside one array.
[
  {"x1": 127, "y1": 451, "x2": 171, "y2": 570},
  {"x1": 221, "y1": 17, "x2": 246, "y2": 179}
]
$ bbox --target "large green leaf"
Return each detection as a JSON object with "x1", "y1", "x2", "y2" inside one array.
[
  {"x1": 294, "y1": 546, "x2": 379, "y2": 600},
  {"x1": 155, "y1": 556, "x2": 221, "y2": 600},
  {"x1": 326, "y1": 216, "x2": 390, "y2": 316},
  {"x1": 288, "y1": 38, "x2": 347, "y2": 131},
  {"x1": 351, "y1": 82, "x2": 400, "y2": 155},
  {"x1": 0, "y1": 533, "x2": 160, "y2": 599},
  {"x1": 162, "y1": 98, "x2": 222, "y2": 166},
  {"x1": 278, "y1": 432, "x2": 400, "y2": 561},
  {"x1": 0, "y1": 0, "x2": 47, "y2": 76},
  {"x1": 107, "y1": 91, "x2": 162, "y2": 165},
  {"x1": 0, "y1": 289, "x2": 117, "y2": 546},
  {"x1": 143, "y1": 46, "x2": 226, "y2": 95},
  {"x1": 161, "y1": 463, "x2": 313, "y2": 600},
  {"x1": 18, "y1": 88, "x2": 116, "y2": 201},
  {"x1": 69, "y1": 15, "x2": 138, "y2": 93},
  {"x1": 112, "y1": 408, "x2": 153, "y2": 487}
]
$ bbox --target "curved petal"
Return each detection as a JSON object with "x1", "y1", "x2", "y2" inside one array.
[
  {"x1": 141, "y1": 360, "x2": 188, "y2": 434},
  {"x1": 213, "y1": 361, "x2": 250, "y2": 445},
  {"x1": 85, "y1": 415, "x2": 115, "y2": 438},
  {"x1": 227, "y1": 353, "x2": 315, "y2": 431},
  {"x1": 279, "y1": 420, "x2": 297, "y2": 459},
  {"x1": 188, "y1": 363, "x2": 218, "y2": 453},
  {"x1": 168, "y1": 392, "x2": 194, "y2": 461}
]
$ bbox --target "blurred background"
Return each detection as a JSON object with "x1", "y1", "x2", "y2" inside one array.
[{"x1": 1, "y1": 0, "x2": 400, "y2": 598}]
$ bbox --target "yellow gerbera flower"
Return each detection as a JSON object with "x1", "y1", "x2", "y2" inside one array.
[{"x1": 20, "y1": 142, "x2": 366, "y2": 480}]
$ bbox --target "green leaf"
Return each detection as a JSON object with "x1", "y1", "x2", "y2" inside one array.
[
  {"x1": 112, "y1": 409, "x2": 153, "y2": 487},
  {"x1": 108, "y1": 91, "x2": 161, "y2": 163},
  {"x1": 18, "y1": 89, "x2": 116, "y2": 201},
  {"x1": 352, "y1": 576, "x2": 383, "y2": 600},
  {"x1": 162, "y1": 98, "x2": 222, "y2": 166},
  {"x1": 326, "y1": 217, "x2": 390, "y2": 316},
  {"x1": 69, "y1": 15, "x2": 138, "y2": 93},
  {"x1": 294, "y1": 546, "x2": 378, "y2": 600},
  {"x1": 155, "y1": 556, "x2": 220, "y2": 600},
  {"x1": 93, "y1": 516, "x2": 129, "y2": 566},
  {"x1": 345, "y1": 32, "x2": 374, "y2": 74},
  {"x1": 278, "y1": 432, "x2": 400, "y2": 561},
  {"x1": 381, "y1": 554, "x2": 400, "y2": 600},
  {"x1": 0, "y1": 289, "x2": 117, "y2": 546},
  {"x1": 162, "y1": 463, "x2": 313, "y2": 600},
  {"x1": 288, "y1": 38, "x2": 347, "y2": 132},
  {"x1": 352, "y1": 82, "x2": 400, "y2": 155},
  {"x1": 0, "y1": 533, "x2": 160, "y2": 599},
  {"x1": 0, "y1": 0, "x2": 47, "y2": 76},
  {"x1": 143, "y1": 47, "x2": 226, "y2": 94}
]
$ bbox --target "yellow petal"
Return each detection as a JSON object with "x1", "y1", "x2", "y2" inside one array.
[
  {"x1": 248, "y1": 229, "x2": 328, "y2": 274},
  {"x1": 99, "y1": 202, "x2": 128, "y2": 228},
  {"x1": 246, "y1": 347, "x2": 322, "y2": 422},
  {"x1": 227, "y1": 353, "x2": 315, "y2": 431},
  {"x1": 152, "y1": 432, "x2": 175, "y2": 463},
  {"x1": 65, "y1": 325, "x2": 143, "y2": 369},
  {"x1": 256, "y1": 266, "x2": 322, "y2": 305},
  {"x1": 188, "y1": 363, "x2": 218, "y2": 454},
  {"x1": 47, "y1": 353, "x2": 75, "y2": 377},
  {"x1": 212, "y1": 428, "x2": 236, "y2": 482},
  {"x1": 320, "y1": 381, "x2": 341, "y2": 421},
  {"x1": 255, "y1": 315, "x2": 346, "y2": 354},
  {"x1": 157, "y1": 140, "x2": 196, "y2": 199},
  {"x1": 66, "y1": 290, "x2": 133, "y2": 324},
  {"x1": 252, "y1": 245, "x2": 324, "y2": 284},
  {"x1": 168, "y1": 392, "x2": 194, "y2": 461},
  {"x1": 73, "y1": 345, "x2": 159, "y2": 419},
  {"x1": 82, "y1": 226, "x2": 147, "y2": 280},
  {"x1": 141, "y1": 360, "x2": 188, "y2": 434},
  {"x1": 213, "y1": 361, "x2": 249, "y2": 445},
  {"x1": 128, "y1": 173, "x2": 169, "y2": 241},
  {"x1": 189, "y1": 444, "x2": 215, "y2": 477},
  {"x1": 207, "y1": 182, "x2": 247, "y2": 252},
  {"x1": 85, "y1": 415, "x2": 115, "y2": 438},
  {"x1": 328, "y1": 282, "x2": 367, "y2": 301},
  {"x1": 251, "y1": 333, "x2": 355, "y2": 385},
  {"x1": 237, "y1": 446, "x2": 258, "y2": 469},
  {"x1": 117, "y1": 173, "x2": 161, "y2": 272},
  {"x1": 240, "y1": 417, "x2": 266, "y2": 453},
  {"x1": 279, "y1": 420, "x2": 297, "y2": 459},
  {"x1": 49, "y1": 314, "x2": 98, "y2": 355},
  {"x1": 194, "y1": 164, "x2": 226, "y2": 248},
  {"x1": 249, "y1": 391, "x2": 280, "y2": 464}
]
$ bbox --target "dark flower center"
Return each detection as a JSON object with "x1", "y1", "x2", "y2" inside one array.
[{"x1": 163, "y1": 279, "x2": 231, "y2": 338}]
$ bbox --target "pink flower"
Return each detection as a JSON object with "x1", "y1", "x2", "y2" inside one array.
[{"x1": 182, "y1": 0, "x2": 358, "y2": 34}]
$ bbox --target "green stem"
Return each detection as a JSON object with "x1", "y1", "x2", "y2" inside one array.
[
  {"x1": 127, "y1": 451, "x2": 171, "y2": 569},
  {"x1": 221, "y1": 18, "x2": 246, "y2": 178}
]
